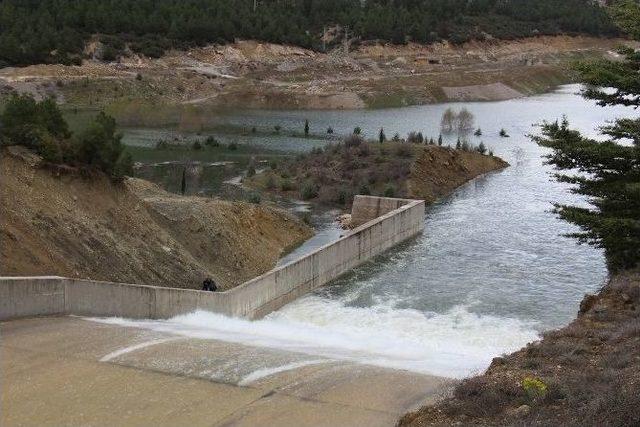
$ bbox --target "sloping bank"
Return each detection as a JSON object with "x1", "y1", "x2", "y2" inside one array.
[
  {"x1": 399, "y1": 270, "x2": 640, "y2": 426},
  {"x1": 0, "y1": 146, "x2": 312, "y2": 290}
]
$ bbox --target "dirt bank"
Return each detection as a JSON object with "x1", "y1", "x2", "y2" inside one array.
[
  {"x1": 247, "y1": 142, "x2": 508, "y2": 208},
  {"x1": 0, "y1": 36, "x2": 628, "y2": 114},
  {"x1": 408, "y1": 146, "x2": 509, "y2": 204},
  {"x1": 0, "y1": 146, "x2": 312, "y2": 290},
  {"x1": 399, "y1": 270, "x2": 640, "y2": 427}
]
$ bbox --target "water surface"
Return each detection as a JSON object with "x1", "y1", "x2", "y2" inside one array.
[{"x1": 113, "y1": 85, "x2": 636, "y2": 378}]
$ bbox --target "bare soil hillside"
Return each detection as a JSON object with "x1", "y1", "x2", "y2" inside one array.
[
  {"x1": 0, "y1": 146, "x2": 312, "y2": 290},
  {"x1": 0, "y1": 36, "x2": 629, "y2": 114}
]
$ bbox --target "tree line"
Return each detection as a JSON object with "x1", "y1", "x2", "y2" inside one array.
[{"x1": 0, "y1": 0, "x2": 617, "y2": 66}]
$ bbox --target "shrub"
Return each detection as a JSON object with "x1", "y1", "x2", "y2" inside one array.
[
  {"x1": 500, "y1": 128, "x2": 509, "y2": 137},
  {"x1": 395, "y1": 143, "x2": 412, "y2": 157},
  {"x1": 477, "y1": 141, "x2": 487, "y2": 154},
  {"x1": 358, "y1": 143, "x2": 371, "y2": 157},
  {"x1": 474, "y1": 128, "x2": 483, "y2": 136},
  {"x1": 192, "y1": 140, "x2": 202, "y2": 150},
  {"x1": 327, "y1": 126, "x2": 334, "y2": 134},
  {"x1": 274, "y1": 125, "x2": 281, "y2": 133},
  {"x1": 265, "y1": 174, "x2": 276, "y2": 189},
  {"x1": 135, "y1": 73, "x2": 142, "y2": 81},
  {"x1": 280, "y1": 178, "x2": 295, "y2": 191},
  {"x1": 300, "y1": 181, "x2": 319, "y2": 200},
  {"x1": 522, "y1": 377, "x2": 548, "y2": 401},
  {"x1": 359, "y1": 184, "x2": 371, "y2": 195},
  {"x1": 336, "y1": 188, "x2": 349, "y2": 205},
  {"x1": 205, "y1": 136, "x2": 219, "y2": 147},
  {"x1": 407, "y1": 131, "x2": 424, "y2": 144},
  {"x1": 227, "y1": 141, "x2": 238, "y2": 150},
  {"x1": 344, "y1": 134, "x2": 364, "y2": 147},
  {"x1": 392, "y1": 133, "x2": 401, "y2": 142},
  {"x1": 246, "y1": 165, "x2": 256, "y2": 177},
  {"x1": 384, "y1": 184, "x2": 396, "y2": 197},
  {"x1": 247, "y1": 192, "x2": 261, "y2": 204},
  {"x1": 353, "y1": 126, "x2": 362, "y2": 135}
]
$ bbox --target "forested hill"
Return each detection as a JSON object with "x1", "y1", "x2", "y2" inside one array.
[{"x1": 0, "y1": 0, "x2": 617, "y2": 67}]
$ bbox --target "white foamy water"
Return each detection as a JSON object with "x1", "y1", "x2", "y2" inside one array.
[{"x1": 90, "y1": 296, "x2": 538, "y2": 378}]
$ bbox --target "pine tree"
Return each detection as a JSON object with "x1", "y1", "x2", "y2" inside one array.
[
  {"x1": 304, "y1": 119, "x2": 309, "y2": 137},
  {"x1": 379, "y1": 127, "x2": 386, "y2": 143},
  {"x1": 532, "y1": 0, "x2": 640, "y2": 272}
]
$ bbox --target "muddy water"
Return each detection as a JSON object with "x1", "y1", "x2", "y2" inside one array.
[{"x1": 116, "y1": 85, "x2": 637, "y2": 378}]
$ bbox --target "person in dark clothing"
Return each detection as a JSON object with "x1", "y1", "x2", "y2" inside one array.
[{"x1": 202, "y1": 277, "x2": 217, "y2": 292}]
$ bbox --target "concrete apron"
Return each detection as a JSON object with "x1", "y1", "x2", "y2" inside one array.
[{"x1": 1, "y1": 316, "x2": 452, "y2": 427}]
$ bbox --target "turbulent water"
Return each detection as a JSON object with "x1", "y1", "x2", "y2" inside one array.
[{"x1": 107, "y1": 85, "x2": 636, "y2": 378}]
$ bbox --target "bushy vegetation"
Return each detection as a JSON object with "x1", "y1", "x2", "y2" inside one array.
[
  {"x1": 0, "y1": 94, "x2": 132, "y2": 181},
  {"x1": 0, "y1": 0, "x2": 616, "y2": 66}
]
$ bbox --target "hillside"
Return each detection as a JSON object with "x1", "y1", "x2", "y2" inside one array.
[
  {"x1": 0, "y1": 36, "x2": 626, "y2": 113},
  {"x1": 0, "y1": 146, "x2": 312, "y2": 290},
  {"x1": 0, "y1": 0, "x2": 616, "y2": 67}
]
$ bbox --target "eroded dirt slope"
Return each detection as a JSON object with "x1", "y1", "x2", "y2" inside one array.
[
  {"x1": 408, "y1": 146, "x2": 509, "y2": 203},
  {"x1": 0, "y1": 147, "x2": 311, "y2": 289}
]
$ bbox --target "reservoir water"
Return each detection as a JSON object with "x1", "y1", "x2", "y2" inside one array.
[{"x1": 114, "y1": 85, "x2": 636, "y2": 378}]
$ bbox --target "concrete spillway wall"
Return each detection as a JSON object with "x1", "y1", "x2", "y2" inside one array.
[{"x1": 1, "y1": 196, "x2": 424, "y2": 321}]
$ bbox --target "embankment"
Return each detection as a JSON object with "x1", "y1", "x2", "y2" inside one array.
[
  {"x1": 399, "y1": 270, "x2": 640, "y2": 426},
  {"x1": 1, "y1": 196, "x2": 424, "y2": 320},
  {"x1": 0, "y1": 146, "x2": 312, "y2": 290},
  {"x1": 408, "y1": 145, "x2": 509, "y2": 204},
  {"x1": 0, "y1": 36, "x2": 626, "y2": 113}
]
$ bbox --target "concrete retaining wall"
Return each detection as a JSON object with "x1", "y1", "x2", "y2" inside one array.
[
  {"x1": 350, "y1": 195, "x2": 414, "y2": 227},
  {"x1": 1, "y1": 197, "x2": 424, "y2": 321}
]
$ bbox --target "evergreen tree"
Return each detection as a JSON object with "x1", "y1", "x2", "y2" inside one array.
[
  {"x1": 379, "y1": 127, "x2": 386, "y2": 143},
  {"x1": 304, "y1": 119, "x2": 309, "y2": 137},
  {"x1": 532, "y1": 0, "x2": 640, "y2": 272}
]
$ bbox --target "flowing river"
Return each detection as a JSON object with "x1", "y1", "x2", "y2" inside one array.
[{"x1": 115, "y1": 85, "x2": 636, "y2": 379}]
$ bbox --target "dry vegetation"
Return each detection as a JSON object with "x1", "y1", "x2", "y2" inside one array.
[{"x1": 400, "y1": 271, "x2": 640, "y2": 427}]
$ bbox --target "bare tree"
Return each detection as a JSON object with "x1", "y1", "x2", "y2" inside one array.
[
  {"x1": 457, "y1": 108, "x2": 475, "y2": 133},
  {"x1": 440, "y1": 108, "x2": 456, "y2": 133}
]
